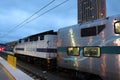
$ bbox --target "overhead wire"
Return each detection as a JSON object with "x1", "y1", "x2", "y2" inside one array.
[
  {"x1": 13, "y1": 0, "x2": 56, "y2": 29},
  {"x1": 1, "y1": 0, "x2": 69, "y2": 43},
  {"x1": 0, "y1": 0, "x2": 56, "y2": 38},
  {"x1": 12, "y1": 0, "x2": 69, "y2": 31}
]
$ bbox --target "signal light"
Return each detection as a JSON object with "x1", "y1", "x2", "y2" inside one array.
[{"x1": 0, "y1": 47, "x2": 5, "y2": 51}]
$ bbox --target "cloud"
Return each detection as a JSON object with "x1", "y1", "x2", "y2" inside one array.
[
  {"x1": 1, "y1": 0, "x2": 120, "y2": 43},
  {"x1": 0, "y1": 5, "x2": 77, "y2": 43},
  {"x1": 0, "y1": 9, "x2": 30, "y2": 37},
  {"x1": 0, "y1": 9, "x2": 30, "y2": 23},
  {"x1": 5, "y1": 11, "x2": 77, "y2": 42}
]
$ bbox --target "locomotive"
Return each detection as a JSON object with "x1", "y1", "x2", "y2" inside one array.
[{"x1": 14, "y1": 30, "x2": 57, "y2": 69}]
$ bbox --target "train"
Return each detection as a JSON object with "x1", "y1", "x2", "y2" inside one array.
[
  {"x1": 13, "y1": 14, "x2": 120, "y2": 80},
  {"x1": 14, "y1": 30, "x2": 57, "y2": 69}
]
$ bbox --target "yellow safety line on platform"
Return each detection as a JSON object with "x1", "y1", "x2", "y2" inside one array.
[{"x1": 0, "y1": 63, "x2": 16, "y2": 80}]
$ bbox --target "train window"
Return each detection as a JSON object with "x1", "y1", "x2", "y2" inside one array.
[
  {"x1": 40, "y1": 35, "x2": 44, "y2": 40},
  {"x1": 81, "y1": 26, "x2": 96, "y2": 37},
  {"x1": 114, "y1": 21, "x2": 120, "y2": 34},
  {"x1": 98, "y1": 24, "x2": 106, "y2": 34},
  {"x1": 30, "y1": 36, "x2": 38, "y2": 41},
  {"x1": 24, "y1": 38, "x2": 28, "y2": 42},
  {"x1": 15, "y1": 48, "x2": 24, "y2": 51},
  {"x1": 67, "y1": 47, "x2": 80, "y2": 56},
  {"x1": 19, "y1": 40, "x2": 21, "y2": 43},
  {"x1": 83, "y1": 47, "x2": 100, "y2": 57}
]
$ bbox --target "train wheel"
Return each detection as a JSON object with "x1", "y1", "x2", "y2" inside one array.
[
  {"x1": 75, "y1": 71, "x2": 102, "y2": 80},
  {"x1": 84, "y1": 74, "x2": 102, "y2": 80},
  {"x1": 27, "y1": 56, "x2": 34, "y2": 64}
]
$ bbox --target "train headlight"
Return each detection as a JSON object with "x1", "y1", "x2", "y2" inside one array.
[
  {"x1": 114, "y1": 21, "x2": 120, "y2": 34},
  {"x1": 83, "y1": 47, "x2": 101, "y2": 57},
  {"x1": 67, "y1": 47, "x2": 80, "y2": 56}
]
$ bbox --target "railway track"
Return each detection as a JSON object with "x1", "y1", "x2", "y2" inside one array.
[
  {"x1": 17, "y1": 63, "x2": 46, "y2": 80},
  {"x1": 16, "y1": 60, "x2": 71, "y2": 80},
  {"x1": 0, "y1": 52, "x2": 46, "y2": 80},
  {"x1": 1, "y1": 52, "x2": 103, "y2": 80},
  {"x1": 0, "y1": 52, "x2": 71, "y2": 80}
]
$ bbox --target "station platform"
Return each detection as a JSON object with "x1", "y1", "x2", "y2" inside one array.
[{"x1": 0, "y1": 57, "x2": 34, "y2": 80}]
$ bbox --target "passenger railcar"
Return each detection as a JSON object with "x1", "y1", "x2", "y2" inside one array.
[
  {"x1": 57, "y1": 14, "x2": 120, "y2": 80},
  {"x1": 14, "y1": 30, "x2": 57, "y2": 69}
]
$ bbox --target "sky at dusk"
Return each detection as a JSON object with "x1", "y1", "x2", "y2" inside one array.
[{"x1": 0, "y1": 0, "x2": 120, "y2": 43}]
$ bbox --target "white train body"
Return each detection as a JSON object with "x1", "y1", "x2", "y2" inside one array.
[
  {"x1": 57, "y1": 14, "x2": 120, "y2": 80},
  {"x1": 14, "y1": 30, "x2": 57, "y2": 59}
]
